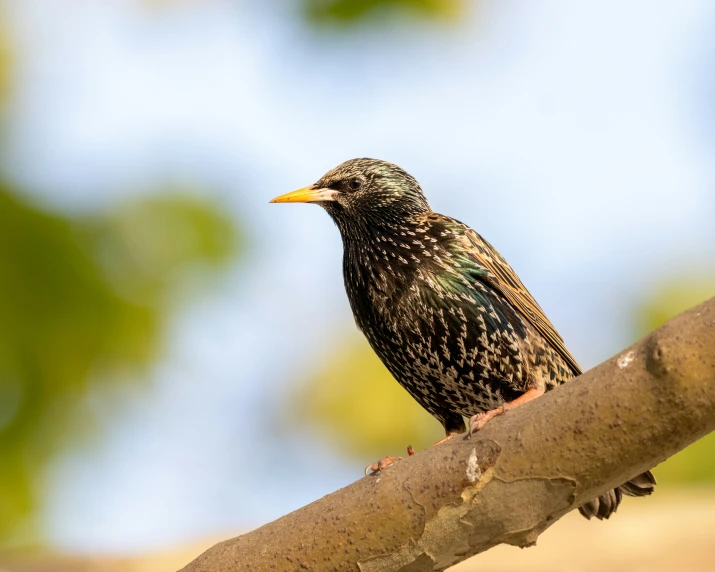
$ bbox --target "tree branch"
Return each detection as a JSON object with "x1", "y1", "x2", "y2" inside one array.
[{"x1": 181, "y1": 297, "x2": 715, "y2": 572}]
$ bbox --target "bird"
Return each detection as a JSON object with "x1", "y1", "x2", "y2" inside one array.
[{"x1": 270, "y1": 158, "x2": 655, "y2": 520}]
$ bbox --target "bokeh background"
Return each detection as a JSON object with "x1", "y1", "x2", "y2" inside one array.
[{"x1": 0, "y1": 0, "x2": 714, "y2": 569}]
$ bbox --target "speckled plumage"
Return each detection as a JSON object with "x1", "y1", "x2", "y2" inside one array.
[{"x1": 274, "y1": 158, "x2": 654, "y2": 520}]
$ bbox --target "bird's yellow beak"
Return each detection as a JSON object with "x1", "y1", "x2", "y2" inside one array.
[{"x1": 269, "y1": 185, "x2": 338, "y2": 204}]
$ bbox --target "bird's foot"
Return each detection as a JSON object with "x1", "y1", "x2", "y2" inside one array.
[
  {"x1": 433, "y1": 433, "x2": 459, "y2": 446},
  {"x1": 365, "y1": 445, "x2": 414, "y2": 475},
  {"x1": 468, "y1": 387, "x2": 546, "y2": 436},
  {"x1": 468, "y1": 403, "x2": 510, "y2": 436}
]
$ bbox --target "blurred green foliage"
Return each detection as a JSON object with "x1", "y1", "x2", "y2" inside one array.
[
  {"x1": 636, "y1": 279, "x2": 715, "y2": 334},
  {"x1": 88, "y1": 194, "x2": 237, "y2": 305},
  {"x1": 292, "y1": 334, "x2": 443, "y2": 460},
  {"x1": 0, "y1": 186, "x2": 240, "y2": 545},
  {"x1": 301, "y1": 0, "x2": 464, "y2": 27},
  {"x1": 636, "y1": 279, "x2": 715, "y2": 486}
]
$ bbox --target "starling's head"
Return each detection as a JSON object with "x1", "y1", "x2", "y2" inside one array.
[{"x1": 270, "y1": 158, "x2": 431, "y2": 230}]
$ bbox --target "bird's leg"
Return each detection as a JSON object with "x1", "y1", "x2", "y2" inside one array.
[
  {"x1": 365, "y1": 413, "x2": 465, "y2": 475},
  {"x1": 468, "y1": 387, "x2": 545, "y2": 436},
  {"x1": 365, "y1": 425, "x2": 465, "y2": 475},
  {"x1": 365, "y1": 446, "x2": 414, "y2": 475},
  {"x1": 433, "y1": 433, "x2": 459, "y2": 446}
]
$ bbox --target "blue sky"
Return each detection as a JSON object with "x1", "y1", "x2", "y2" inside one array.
[{"x1": 4, "y1": 0, "x2": 714, "y2": 554}]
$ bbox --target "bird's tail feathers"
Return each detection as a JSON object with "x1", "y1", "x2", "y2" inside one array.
[{"x1": 578, "y1": 470, "x2": 656, "y2": 520}]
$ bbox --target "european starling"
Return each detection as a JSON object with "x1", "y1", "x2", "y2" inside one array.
[{"x1": 271, "y1": 158, "x2": 655, "y2": 520}]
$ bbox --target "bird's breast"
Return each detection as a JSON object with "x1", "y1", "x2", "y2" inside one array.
[{"x1": 343, "y1": 249, "x2": 538, "y2": 413}]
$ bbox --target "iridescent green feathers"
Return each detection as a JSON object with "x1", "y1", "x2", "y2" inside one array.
[{"x1": 457, "y1": 223, "x2": 583, "y2": 376}]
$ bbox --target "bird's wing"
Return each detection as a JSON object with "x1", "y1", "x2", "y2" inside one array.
[{"x1": 460, "y1": 227, "x2": 582, "y2": 376}]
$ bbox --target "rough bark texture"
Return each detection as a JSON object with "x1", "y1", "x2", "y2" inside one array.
[{"x1": 181, "y1": 297, "x2": 715, "y2": 572}]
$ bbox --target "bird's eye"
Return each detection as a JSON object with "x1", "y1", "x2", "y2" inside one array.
[{"x1": 347, "y1": 178, "x2": 363, "y2": 191}]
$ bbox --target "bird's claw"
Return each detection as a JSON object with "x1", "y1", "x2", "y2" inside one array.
[
  {"x1": 468, "y1": 412, "x2": 488, "y2": 436},
  {"x1": 468, "y1": 403, "x2": 510, "y2": 437},
  {"x1": 365, "y1": 446, "x2": 414, "y2": 475},
  {"x1": 365, "y1": 456, "x2": 402, "y2": 475}
]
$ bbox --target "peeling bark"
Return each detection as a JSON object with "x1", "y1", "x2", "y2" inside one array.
[{"x1": 181, "y1": 297, "x2": 715, "y2": 572}]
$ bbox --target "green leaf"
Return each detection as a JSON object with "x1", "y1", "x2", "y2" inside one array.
[{"x1": 0, "y1": 185, "x2": 241, "y2": 545}]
